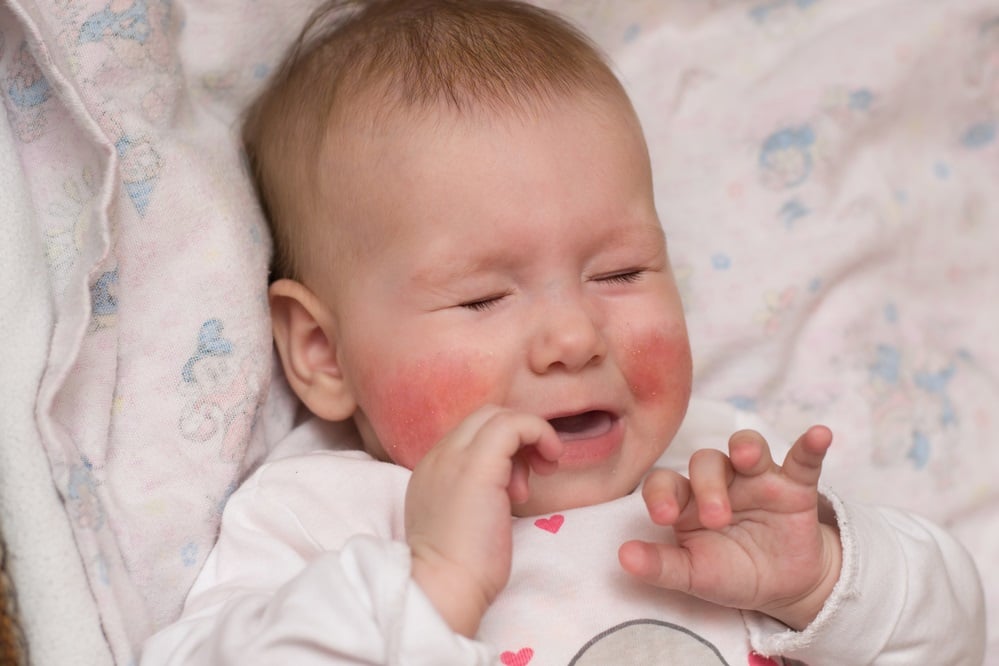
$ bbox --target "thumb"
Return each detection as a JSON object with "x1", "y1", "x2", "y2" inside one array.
[{"x1": 618, "y1": 540, "x2": 692, "y2": 593}]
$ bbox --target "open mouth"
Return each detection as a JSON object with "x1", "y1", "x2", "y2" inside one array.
[{"x1": 547, "y1": 410, "x2": 616, "y2": 442}]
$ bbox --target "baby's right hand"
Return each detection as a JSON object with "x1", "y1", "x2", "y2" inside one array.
[{"x1": 405, "y1": 406, "x2": 563, "y2": 637}]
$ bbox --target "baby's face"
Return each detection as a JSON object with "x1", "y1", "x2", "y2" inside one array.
[{"x1": 324, "y1": 94, "x2": 692, "y2": 515}]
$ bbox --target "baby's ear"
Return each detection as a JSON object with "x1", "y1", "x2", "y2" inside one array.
[{"x1": 269, "y1": 279, "x2": 357, "y2": 421}]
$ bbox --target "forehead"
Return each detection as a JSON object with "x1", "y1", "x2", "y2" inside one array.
[
  {"x1": 341, "y1": 89, "x2": 646, "y2": 206},
  {"x1": 330, "y1": 77, "x2": 642, "y2": 158},
  {"x1": 303, "y1": 89, "x2": 652, "y2": 286}
]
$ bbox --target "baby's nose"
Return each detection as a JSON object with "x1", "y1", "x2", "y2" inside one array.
[{"x1": 527, "y1": 292, "x2": 606, "y2": 374}]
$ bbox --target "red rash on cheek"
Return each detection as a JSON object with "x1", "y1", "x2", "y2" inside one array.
[
  {"x1": 363, "y1": 353, "x2": 494, "y2": 469},
  {"x1": 623, "y1": 326, "x2": 693, "y2": 404}
]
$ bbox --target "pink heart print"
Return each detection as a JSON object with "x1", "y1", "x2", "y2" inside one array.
[
  {"x1": 534, "y1": 514, "x2": 564, "y2": 533},
  {"x1": 748, "y1": 652, "x2": 781, "y2": 666},
  {"x1": 500, "y1": 647, "x2": 534, "y2": 666}
]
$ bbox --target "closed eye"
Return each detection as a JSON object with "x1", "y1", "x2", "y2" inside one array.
[
  {"x1": 594, "y1": 270, "x2": 644, "y2": 285},
  {"x1": 459, "y1": 294, "x2": 507, "y2": 311}
]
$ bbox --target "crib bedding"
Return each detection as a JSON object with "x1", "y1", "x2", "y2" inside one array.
[{"x1": 0, "y1": 1, "x2": 997, "y2": 664}]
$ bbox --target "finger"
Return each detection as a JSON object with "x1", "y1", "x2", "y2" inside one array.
[
  {"x1": 618, "y1": 540, "x2": 691, "y2": 593},
  {"x1": 530, "y1": 426, "x2": 565, "y2": 464},
  {"x1": 524, "y1": 447, "x2": 559, "y2": 476},
  {"x1": 482, "y1": 410, "x2": 564, "y2": 463},
  {"x1": 438, "y1": 404, "x2": 509, "y2": 452},
  {"x1": 466, "y1": 410, "x2": 564, "y2": 506},
  {"x1": 727, "y1": 429, "x2": 775, "y2": 477},
  {"x1": 688, "y1": 448, "x2": 734, "y2": 529},
  {"x1": 508, "y1": 454, "x2": 530, "y2": 504},
  {"x1": 780, "y1": 425, "x2": 832, "y2": 487},
  {"x1": 641, "y1": 469, "x2": 690, "y2": 526},
  {"x1": 461, "y1": 407, "x2": 565, "y2": 464}
]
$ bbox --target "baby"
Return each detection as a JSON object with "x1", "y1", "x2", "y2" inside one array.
[{"x1": 142, "y1": 1, "x2": 984, "y2": 663}]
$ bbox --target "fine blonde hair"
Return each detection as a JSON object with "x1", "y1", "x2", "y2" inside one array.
[{"x1": 242, "y1": 0, "x2": 628, "y2": 282}]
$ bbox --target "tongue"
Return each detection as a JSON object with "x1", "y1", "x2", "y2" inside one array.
[{"x1": 548, "y1": 411, "x2": 613, "y2": 441}]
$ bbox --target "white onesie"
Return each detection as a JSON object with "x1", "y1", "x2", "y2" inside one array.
[{"x1": 141, "y1": 399, "x2": 985, "y2": 665}]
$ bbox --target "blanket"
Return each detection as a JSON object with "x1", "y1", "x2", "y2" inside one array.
[{"x1": 0, "y1": 54, "x2": 112, "y2": 664}]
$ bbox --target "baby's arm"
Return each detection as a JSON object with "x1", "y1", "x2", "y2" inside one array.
[
  {"x1": 141, "y1": 409, "x2": 560, "y2": 665},
  {"x1": 140, "y1": 454, "x2": 497, "y2": 665},
  {"x1": 619, "y1": 426, "x2": 840, "y2": 629},
  {"x1": 405, "y1": 406, "x2": 563, "y2": 636}
]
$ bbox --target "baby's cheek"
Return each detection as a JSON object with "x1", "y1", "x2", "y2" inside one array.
[
  {"x1": 362, "y1": 353, "x2": 494, "y2": 469},
  {"x1": 623, "y1": 326, "x2": 692, "y2": 405}
]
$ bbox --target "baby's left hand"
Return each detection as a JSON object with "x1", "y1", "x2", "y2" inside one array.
[{"x1": 619, "y1": 426, "x2": 841, "y2": 630}]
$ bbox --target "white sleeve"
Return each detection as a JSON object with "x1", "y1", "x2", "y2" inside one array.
[
  {"x1": 140, "y1": 457, "x2": 495, "y2": 665},
  {"x1": 745, "y1": 490, "x2": 986, "y2": 664}
]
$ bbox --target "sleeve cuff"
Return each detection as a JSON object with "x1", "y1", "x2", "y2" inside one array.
[
  {"x1": 743, "y1": 487, "x2": 884, "y2": 663},
  {"x1": 744, "y1": 488, "x2": 985, "y2": 664}
]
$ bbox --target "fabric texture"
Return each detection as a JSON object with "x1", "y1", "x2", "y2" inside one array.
[{"x1": 0, "y1": 27, "x2": 112, "y2": 665}]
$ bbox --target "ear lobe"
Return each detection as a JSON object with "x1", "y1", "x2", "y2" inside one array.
[{"x1": 269, "y1": 279, "x2": 357, "y2": 422}]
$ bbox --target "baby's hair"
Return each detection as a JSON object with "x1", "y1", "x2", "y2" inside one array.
[{"x1": 242, "y1": 0, "x2": 627, "y2": 282}]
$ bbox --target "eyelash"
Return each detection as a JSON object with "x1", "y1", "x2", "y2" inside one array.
[
  {"x1": 596, "y1": 270, "x2": 644, "y2": 285},
  {"x1": 459, "y1": 295, "x2": 506, "y2": 311}
]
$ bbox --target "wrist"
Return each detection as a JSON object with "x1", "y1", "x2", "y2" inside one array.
[
  {"x1": 410, "y1": 546, "x2": 492, "y2": 637},
  {"x1": 767, "y1": 523, "x2": 843, "y2": 631}
]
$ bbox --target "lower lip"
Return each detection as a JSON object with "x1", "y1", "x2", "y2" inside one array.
[{"x1": 556, "y1": 417, "x2": 624, "y2": 469}]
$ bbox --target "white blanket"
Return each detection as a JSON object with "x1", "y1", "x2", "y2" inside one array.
[{"x1": 0, "y1": 55, "x2": 111, "y2": 665}]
